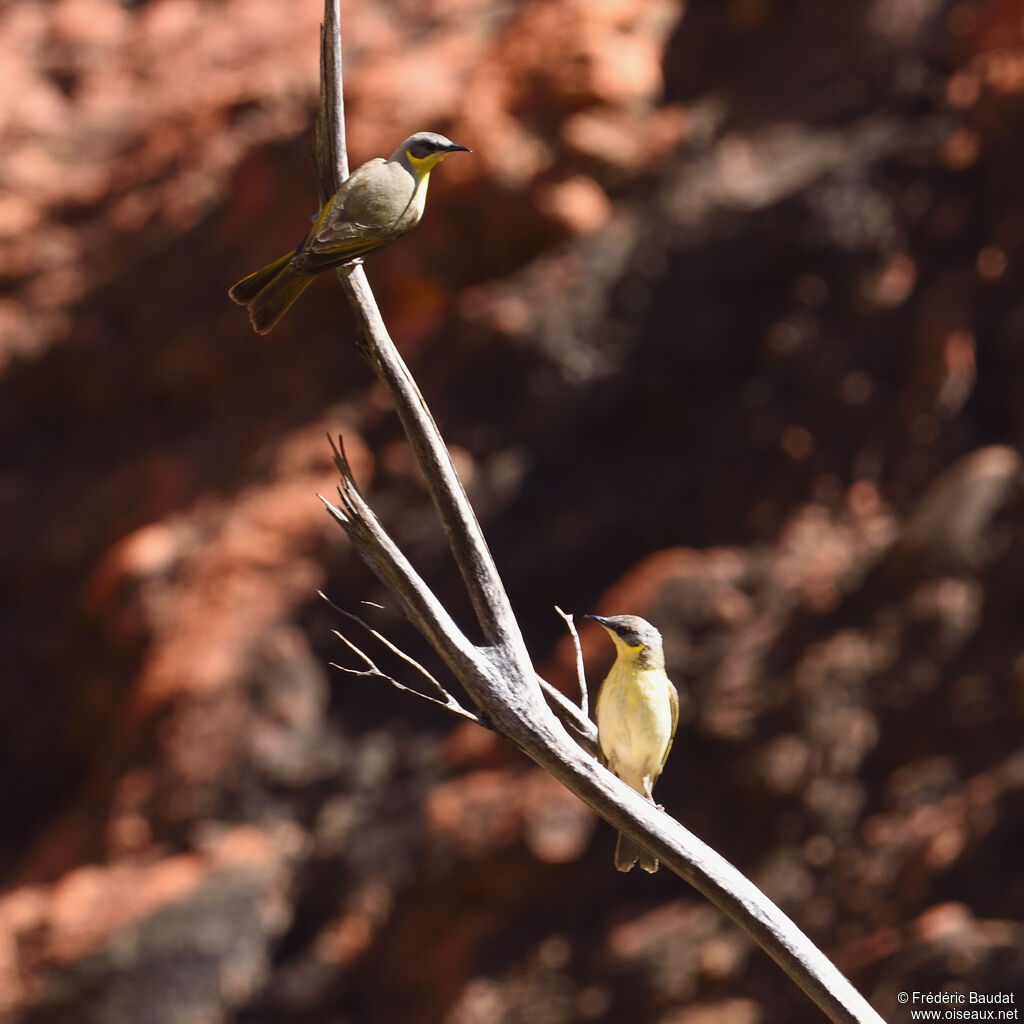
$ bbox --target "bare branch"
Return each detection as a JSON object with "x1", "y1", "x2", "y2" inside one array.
[
  {"x1": 312, "y1": 7, "x2": 886, "y2": 1024},
  {"x1": 318, "y1": 435, "x2": 479, "y2": 677},
  {"x1": 315, "y1": 1, "x2": 528, "y2": 659},
  {"x1": 337, "y1": 271, "x2": 537, "y2": 666},
  {"x1": 318, "y1": 491, "x2": 471, "y2": 672},
  {"x1": 554, "y1": 606, "x2": 588, "y2": 717},
  {"x1": 318, "y1": 483, "x2": 595, "y2": 750},
  {"x1": 315, "y1": 0, "x2": 347, "y2": 203}
]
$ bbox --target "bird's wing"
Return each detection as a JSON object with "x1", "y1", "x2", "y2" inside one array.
[
  {"x1": 292, "y1": 231, "x2": 384, "y2": 272},
  {"x1": 293, "y1": 159, "x2": 392, "y2": 269},
  {"x1": 656, "y1": 680, "x2": 680, "y2": 780},
  {"x1": 317, "y1": 159, "x2": 387, "y2": 236}
]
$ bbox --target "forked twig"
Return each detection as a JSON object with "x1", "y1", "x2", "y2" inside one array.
[
  {"x1": 323, "y1": 435, "x2": 593, "y2": 745},
  {"x1": 319, "y1": 434, "x2": 478, "y2": 678},
  {"x1": 326, "y1": 606, "x2": 483, "y2": 726},
  {"x1": 330, "y1": 646, "x2": 478, "y2": 722}
]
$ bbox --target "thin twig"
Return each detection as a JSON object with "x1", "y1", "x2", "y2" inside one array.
[
  {"x1": 319, "y1": 589, "x2": 470, "y2": 709},
  {"x1": 554, "y1": 606, "x2": 588, "y2": 717},
  {"x1": 330, "y1": 630, "x2": 482, "y2": 725},
  {"x1": 535, "y1": 674, "x2": 597, "y2": 756}
]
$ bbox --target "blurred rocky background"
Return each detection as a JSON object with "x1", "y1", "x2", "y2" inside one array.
[{"x1": 2, "y1": 0, "x2": 1024, "y2": 1021}]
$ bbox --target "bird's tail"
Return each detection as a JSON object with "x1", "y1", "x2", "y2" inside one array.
[
  {"x1": 615, "y1": 832, "x2": 659, "y2": 874},
  {"x1": 228, "y1": 251, "x2": 315, "y2": 334}
]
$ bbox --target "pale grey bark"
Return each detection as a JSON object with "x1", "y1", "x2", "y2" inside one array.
[{"x1": 314, "y1": 3, "x2": 886, "y2": 1021}]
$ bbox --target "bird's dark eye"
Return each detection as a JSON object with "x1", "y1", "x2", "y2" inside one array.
[{"x1": 408, "y1": 140, "x2": 434, "y2": 159}]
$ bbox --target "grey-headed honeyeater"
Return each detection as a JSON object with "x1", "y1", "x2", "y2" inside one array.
[
  {"x1": 588, "y1": 614, "x2": 679, "y2": 873},
  {"x1": 229, "y1": 131, "x2": 470, "y2": 334}
]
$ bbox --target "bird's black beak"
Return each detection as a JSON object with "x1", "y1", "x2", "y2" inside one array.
[
  {"x1": 446, "y1": 142, "x2": 472, "y2": 153},
  {"x1": 583, "y1": 614, "x2": 611, "y2": 627}
]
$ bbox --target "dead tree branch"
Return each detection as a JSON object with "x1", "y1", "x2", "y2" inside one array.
[{"x1": 314, "y1": 3, "x2": 885, "y2": 1022}]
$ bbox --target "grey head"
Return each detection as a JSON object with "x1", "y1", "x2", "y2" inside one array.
[
  {"x1": 389, "y1": 131, "x2": 471, "y2": 164},
  {"x1": 585, "y1": 614, "x2": 664, "y2": 655}
]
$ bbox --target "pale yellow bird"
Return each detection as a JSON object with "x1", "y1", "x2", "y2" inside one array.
[
  {"x1": 229, "y1": 131, "x2": 470, "y2": 333},
  {"x1": 589, "y1": 614, "x2": 679, "y2": 873}
]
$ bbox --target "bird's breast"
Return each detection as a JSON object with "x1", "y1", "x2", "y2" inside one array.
[
  {"x1": 345, "y1": 162, "x2": 423, "y2": 233},
  {"x1": 596, "y1": 663, "x2": 674, "y2": 783}
]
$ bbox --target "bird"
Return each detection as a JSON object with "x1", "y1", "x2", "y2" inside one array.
[
  {"x1": 588, "y1": 614, "x2": 679, "y2": 873},
  {"x1": 229, "y1": 131, "x2": 471, "y2": 333}
]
